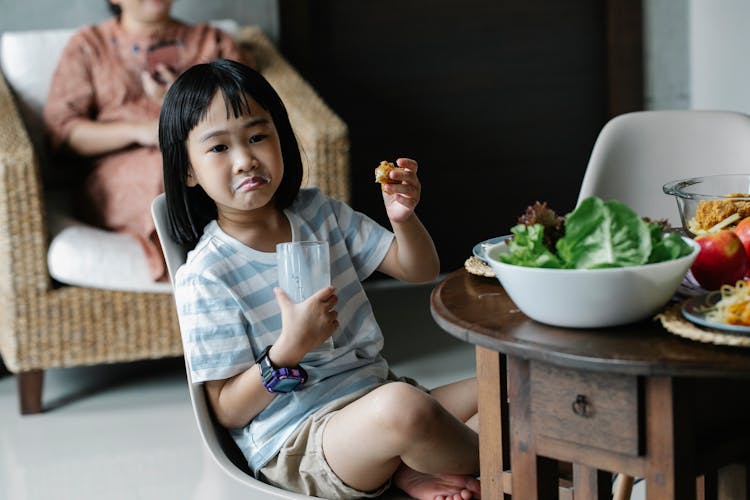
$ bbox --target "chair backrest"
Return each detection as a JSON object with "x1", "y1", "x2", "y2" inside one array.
[
  {"x1": 150, "y1": 194, "x2": 315, "y2": 499},
  {"x1": 577, "y1": 110, "x2": 750, "y2": 225}
]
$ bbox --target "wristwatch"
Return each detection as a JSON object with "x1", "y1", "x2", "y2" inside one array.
[{"x1": 255, "y1": 345, "x2": 308, "y2": 394}]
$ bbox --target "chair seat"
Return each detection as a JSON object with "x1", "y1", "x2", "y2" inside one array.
[{"x1": 44, "y1": 190, "x2": 171, "y2": 293}]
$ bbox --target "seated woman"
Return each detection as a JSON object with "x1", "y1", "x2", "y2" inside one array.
[{"x1": 44, "y1": 0, "x2": 253, "y2": 281}]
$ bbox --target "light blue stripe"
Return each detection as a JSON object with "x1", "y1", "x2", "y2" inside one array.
[
  {"x1": 187, "y1": 324, "x2": 247, "y2": 342},
  {"x1": 190, "y1": 347, "x2": 254, "y2": 371}
]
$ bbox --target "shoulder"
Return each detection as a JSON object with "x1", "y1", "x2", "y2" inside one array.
[
  {"x1": 293, "y1": 187, "x2": 343, "y2": 219},
  {"x1": 177, "y1": 224, "x2": 232, "y2": 283},
  {"x1": 294, "y1": 187, "x2": 325, "y2": 207},
  {"x1": 183, "y1": 21, "x2": 237, "y2": 45},
  {"x1": 64, "y1": 19, "x2": 113, "y2": 53}
]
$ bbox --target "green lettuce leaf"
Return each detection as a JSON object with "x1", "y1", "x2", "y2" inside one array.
[
  {"x1": 497, "y1": 224, "x2": 563, "y2": 268},
  {"x1": 555, "y1": 197, "x2": 651, "y2": 269},
  {"x1": 497, "y1": 196, "x2": 694, "y2": 269},
  {"x1": 648, "y1": 226, "x2": 693, "y2": 263}
]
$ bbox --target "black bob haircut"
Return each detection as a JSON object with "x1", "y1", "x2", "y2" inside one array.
[{"x1": 159, "y1": 59, "x2": 303, "y2": 246}]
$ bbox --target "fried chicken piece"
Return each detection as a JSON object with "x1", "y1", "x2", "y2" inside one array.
[
  {"x1": 374, "y1": 161, "x2": 398, "y2": 190},
  {"x1": 725, "y1": 300, "x2": 750, "y2": 326},
  {"x1": 694, "y1": 193, "x2": 750, "y2": 229}
]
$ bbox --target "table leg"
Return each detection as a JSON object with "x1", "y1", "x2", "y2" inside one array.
[
  {"x1": 476, "y1": 347, "x2": 509, "y2": 499},
  {"x1": 644, "y1": 376, "x2": 696, "y2": 499},
  {"x1": 573, "y1": 464, "x2": 612, "y2": 500},
  {"x1": 717, "y1": 463, "x2": 748, "y2": 499},
  {"x1": 508, "y1": 356, "x2": 558, "y2": 499}
]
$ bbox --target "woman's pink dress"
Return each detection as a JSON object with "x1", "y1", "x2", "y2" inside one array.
[{"x1": 44, "y1": 18, "x2": 249, "y2": 280}]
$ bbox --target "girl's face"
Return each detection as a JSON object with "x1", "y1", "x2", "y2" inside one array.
[{"x1": 186, "y1": 91, "x2": 284, "y2": 220}]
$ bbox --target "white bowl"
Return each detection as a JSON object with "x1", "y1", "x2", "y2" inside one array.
[{"x1": 485, "y1": 236, "x2": 701, "y2": 328}]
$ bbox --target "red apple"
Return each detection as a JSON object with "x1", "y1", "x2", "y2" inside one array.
[
  {"x1": 691, "y1": 230, "x2": 748, "y2": 290},
  {"x1": 734, "y1": 216, "x2": 750, "y2": 264}
]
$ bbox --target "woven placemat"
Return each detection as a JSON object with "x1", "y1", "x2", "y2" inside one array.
[
  {"x1": 656, "y1": 302, "x2": 750, "y2": 348},
  {"x1": 464, "y1": 256, "x2": 495, "y2": 278}
]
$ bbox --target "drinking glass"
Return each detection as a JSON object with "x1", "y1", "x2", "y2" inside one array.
[{"x1": 277, "y1": 241, "x2": 333, "y2": 354}]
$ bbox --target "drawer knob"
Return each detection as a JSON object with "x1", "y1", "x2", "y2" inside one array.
[{"x1": 571, "y1": 394, "x2": 593, "y2": 418}]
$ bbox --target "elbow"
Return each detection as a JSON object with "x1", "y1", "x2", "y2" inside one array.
[
  {"x1": 206, "y1": 386, "x2": 251, "y2": 429},
  {"x1": 214, "y1": 409, "x2": 249, "y2": 430},
  {"x1": 407, "y1": 258, "x2": 441, "y2": 284}
]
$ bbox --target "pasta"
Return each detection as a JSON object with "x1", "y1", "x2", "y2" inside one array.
[{"x1": 704, "y1": 280, "x2": 750, "y2": 326}]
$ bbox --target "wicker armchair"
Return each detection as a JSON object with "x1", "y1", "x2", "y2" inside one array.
[{"x1": 0, "y1": 26, "x2": 349, "y2": 414}]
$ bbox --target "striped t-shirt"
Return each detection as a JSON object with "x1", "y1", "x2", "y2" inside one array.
[{"x1": 174, "y1": 187, "x2": 395, "y2": 473}]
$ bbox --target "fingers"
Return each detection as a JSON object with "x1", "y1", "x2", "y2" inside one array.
[
  {"x1": 273, "y1": 287, "x2": 290, "y2": 308},
  {"x1": 313, "y1": 285, "x2": 337, "y2": 301},
  {"x1": 154, "y1": 63, "x2": 178, "y2": 85},
  {"x1": 395, "y1": 157, "x2": 418, "y2": 172}
]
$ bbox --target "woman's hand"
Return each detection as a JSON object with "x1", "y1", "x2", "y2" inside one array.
[
  {"x1": 66, "y1": 118, "x2": 159, "y2": 155},
  {"x1": 271, "y1": 286, "x2": 339, "y2": 366},
  {"x1": 381, "y1": 158, "x2": 421, "y2": 223},
  {"x1": 140, "y1": 64, "x2": 178, "y2": 104},
  {"x1": 132, "y1": 120, "x2": 160, "y2": 147}
]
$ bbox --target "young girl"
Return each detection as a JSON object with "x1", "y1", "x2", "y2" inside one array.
[{"x1": 160, "y1": 59, "x2": 480, "y2": 500}]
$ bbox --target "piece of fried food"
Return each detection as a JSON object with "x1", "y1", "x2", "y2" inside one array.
[
  {"x1": 726, "y1": 299, "x2": 750, "y2": 326},
  {"x1": 693, "y1": 193, "x2": 750, "y2": 229},
  {"x1": 374, "y1": 161, "x2": 398, "y2": 190}
]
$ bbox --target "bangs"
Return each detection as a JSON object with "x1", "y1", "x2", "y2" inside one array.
[
  {"x1": 161, "y1": 68, "x2": 267, "y2": 149},
  {"x1": 218, "y1": 85, "x2": 256, "y2": 120}
]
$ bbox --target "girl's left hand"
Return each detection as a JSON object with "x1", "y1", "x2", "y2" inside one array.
[{"x1": 382, "y1": 158, "x2": 420, "y2": 223}]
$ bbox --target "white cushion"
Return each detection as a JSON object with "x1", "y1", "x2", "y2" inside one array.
[
  {"x1": 1, "y1": 28, "x2": 72, "y2": 120},
  {"x1": 0, "y1": 20, "x2": 239, "y2": 294},
  {"x1": 45, "y1": 191, "x2": 172, "y2": 293},
  {"x1": 47, "y1": 225, "x2": 173, "y2": 294}
]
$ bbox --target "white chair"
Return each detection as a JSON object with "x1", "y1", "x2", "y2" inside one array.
[
  {"x1": 577, "y1": 109, "x2": 750, "y2": 500},
  {"x1": 577, "y1": 110, "x2": 750, "y2": 225},
  {"x1": 151, "y1": 194, "x2": 410, "y2": 500},
  {"x1": 151, "y1": 194, "x2": 317, "y2": 499}
]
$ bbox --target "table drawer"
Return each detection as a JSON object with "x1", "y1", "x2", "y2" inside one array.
[{"x1": 529, "y1": 361, "x2": 641, "y2": 456}]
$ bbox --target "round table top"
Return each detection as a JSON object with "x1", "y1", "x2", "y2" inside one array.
[{"x1": 430, "y1": 269, "x2": 750, "y2": 378}]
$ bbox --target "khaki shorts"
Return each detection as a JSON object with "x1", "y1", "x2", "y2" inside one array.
[{"x1": 258, "y1": 376, "x2": 426, "y2": 499}]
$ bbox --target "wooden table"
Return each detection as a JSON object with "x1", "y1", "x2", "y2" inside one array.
[{"x1": 430, "y1": 269, "x2": 750, "y2": 500}]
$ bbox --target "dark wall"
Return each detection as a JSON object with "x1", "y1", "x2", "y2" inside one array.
[{"x1": 279, "y1": 0, "x2": 642, "y2": 274}]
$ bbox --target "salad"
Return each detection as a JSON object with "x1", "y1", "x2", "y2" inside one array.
[{"x1": 498, "y1": 196, "x2": 694, "y2": 269}]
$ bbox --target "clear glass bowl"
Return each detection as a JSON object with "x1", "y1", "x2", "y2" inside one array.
[{"x1": 663, "y1": 174, "x2": 750, "y2": 235}]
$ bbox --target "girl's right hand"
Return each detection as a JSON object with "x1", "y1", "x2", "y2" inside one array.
[{"x1": 272, "y1": 286, "x2": 339, "y2": 365}]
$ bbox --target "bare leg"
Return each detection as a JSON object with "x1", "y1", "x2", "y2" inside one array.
[
  {"x1": 322, "y1": 382, "x2": 480, "y2": 498},
  {"x1": 392, "y1": 377, "x2": 480, "y2": 499},
  {"x1": 429, "y1": 378, "x2": 478, "y2": 430}
]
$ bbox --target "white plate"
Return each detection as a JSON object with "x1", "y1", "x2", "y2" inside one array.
[
  {"x1": 681, "y1": 292, "x2": 750, "y2": 335},
  {"x1": 472, "y1": 235, "x2": 511, "y2": 263}
]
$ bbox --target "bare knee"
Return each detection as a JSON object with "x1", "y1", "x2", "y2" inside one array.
[{"x1": 371, "y1": 382, "x2": 444, "y2": 442}]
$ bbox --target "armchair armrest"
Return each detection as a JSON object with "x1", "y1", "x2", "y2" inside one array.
[
  {"x1": 236, "y1": 27, "x2": 350, "y2": 203},
  {"x1": 0, "y1": 69, "x2": 49, "y2": 302}
]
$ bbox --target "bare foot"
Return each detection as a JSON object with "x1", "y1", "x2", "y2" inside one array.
[{"x1": 394, "y1": 464, "x2": 481, "y2": 500}]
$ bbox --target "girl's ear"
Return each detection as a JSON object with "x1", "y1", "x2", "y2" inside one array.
[{"x1": 186, "y1": 166, "x2": 198, "y2": 187}]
